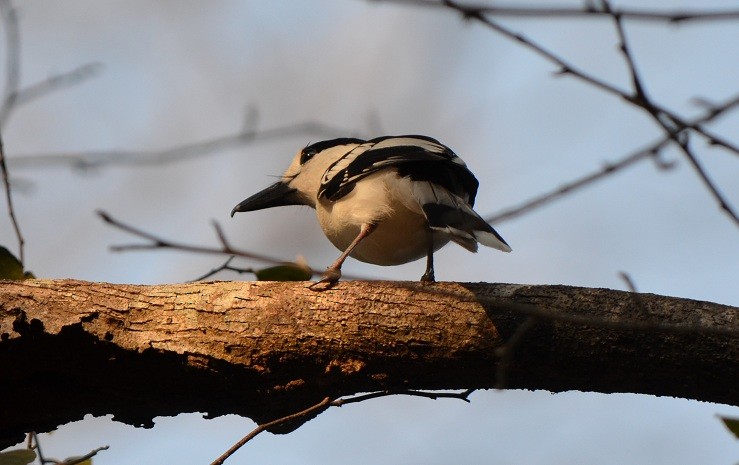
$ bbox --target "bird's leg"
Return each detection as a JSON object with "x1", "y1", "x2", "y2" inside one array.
[
  {"x1": 421, "y1": 233, "x2": 435, "y2": 283},
  {"x1": 310, "y1": 223, "x2": 377, "y2": 290}
]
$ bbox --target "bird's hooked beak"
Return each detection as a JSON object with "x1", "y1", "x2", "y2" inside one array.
[{"x1": 231, "y1": 181, "x2": 302, "y2": 217}]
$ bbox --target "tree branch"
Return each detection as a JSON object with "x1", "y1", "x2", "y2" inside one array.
[
  {"x1": 1, "y1": 279, "x2": 736, "y2": 449},
  {"x1": 372, "y1": 1, "x2": 739, "y2": 23}
]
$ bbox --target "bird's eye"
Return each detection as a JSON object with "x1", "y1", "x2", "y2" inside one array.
[{"x1": 300, "y1": 148, "x2": 317, "y2": 164}]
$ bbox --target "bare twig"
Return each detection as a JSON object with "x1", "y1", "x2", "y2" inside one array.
[
  {"x1": 0, "y1": 0, "x2": 20, "y2": 128},
  {"x1": 211, "y1": 388, "x2": 474, "y2": 465},
  {"x1": 437, "y1": 0, "x2": 739, "y2": 160},
  {"x1": 618, "y1": 271, "x2": 651, "y2": 317},
  {"x1": 98, "y1": 210, "x2": 295, "y2": 266},
  {"x1": 53, "y1": 446, "x2": 109, "y2": 465},
  {"x1": 372, "y1": 0, "x2": 739, "y2": 23},
  {"x1": 333, "y1": 388, "x2": 475, "y2": 406},
  {"x1": 485, "y1": 139, "x2": 668, "y2": 224},
  {"x1": 11, "y1": 62, "x2": 103, "y2": 110},
  {"x1": 98, "y1": 210, "x2": 374, "y2": 281},
  {"x1": 30, "y1": 430, "x2": 108, "y2": 465},
  {"x1": 619, "y1": 271, "x2": 639, "y2": 293},
  {"x1": 0, "y1": 0, "x2": 23, "y2": 264},
  {"x1": 0, "y1": 133, "x2": 23, "y2": 264},
  {"x1": 9, "y1": 120, "x2": 360, "y2": 170},
  {"x1": 485, "y1": 93, "x2": 739, "y2": 224},
  {"x1": 411, "y1": 0, "x2": 739, "y2": 226},
  {"x1": 190, "y1": 256, "x2": 255, "y2": 281},
  {"x1": 209, "y1": 397, "x2": 333, "y2": 465},
  {"x1": 606, "y1": 0, "x2": 739, "y2": 226}
]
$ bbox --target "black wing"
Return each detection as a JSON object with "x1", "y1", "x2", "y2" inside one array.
[{"x1": 318, "y1": 135, "x2": 479, "y2": 203}]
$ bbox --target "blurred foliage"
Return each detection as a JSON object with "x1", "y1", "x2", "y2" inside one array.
[
  {"x1": 255, "y1": 261, "x2": 312, "y2": 281},
  {"x1": 720, "y1": 416, "x2": 739, "y2": 439},
  {"x1": 0, "y1": 246, "x2": 34, "y2": 280},
  {"x1": 0, "y1": 449, "x2": 36, "y2": 465}
]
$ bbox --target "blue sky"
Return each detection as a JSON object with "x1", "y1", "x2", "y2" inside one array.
[{"x1": 2, "y1": 1, "x2": 738, "y2": 463}]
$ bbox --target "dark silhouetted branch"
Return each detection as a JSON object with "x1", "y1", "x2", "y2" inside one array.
[{"x1": 372, "y1": 0, "x2": 739, "y2": 23}]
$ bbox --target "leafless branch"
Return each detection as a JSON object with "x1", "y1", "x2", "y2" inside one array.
[
  {"x1": 209, "y1": 397, "x2": 333, "y2": 465},
  {"x1": 605, "y1": 0, "x2": 739, "y2": 226},
  {"x1": 333, "y1": 388, "x2": 475, "y2": 406},
  {"x1": 98, "y1": 210, "x2": 296, "y2": 267},
  {"x1": 400, "y1": 0, "x2": 739, "y2": 226},
  {"x1": 0, "y1": 0, "x2": 20, "y2": 129},
  {"x1": 485, "y1": 139, "x2": 668, "y2": 224},
  {"x1": 372, "y1": 0, "x2": 739, "y2": 23},
  {"x1": 12, "y1": 62, "x2": 103, "y2": 110},
  {"x1": 0, "y1": 134, "x2": 22, "y2": 265},
  {"x1": 8, "y1": 120, "x2": 361, "y2": 170},
  {"x1": 211, "y1": 389, "x2": 474, "y2": 465},
  {"x1": 98, "y1": 210, "x2": 377, "y2": 281},
  {"x1": 190, "y1": 256, "x2": 252, "y2": 281},
  {"x1": 0, "y1": 0, "x2": 23, "y2": 265},
  {"x1": 29, "y1": 432, "x2": 108, "y2": 465},
  {"x1": 485, "y1": 93, "x2": 739, "y2": 224}
]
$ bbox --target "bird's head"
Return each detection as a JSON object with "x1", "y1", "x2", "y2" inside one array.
[{"x1": 231, "y1": 137, "x2": 364, "y2": 217}]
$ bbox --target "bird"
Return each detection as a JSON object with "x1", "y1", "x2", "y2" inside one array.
[{"x1": 231, "y1": 135, "x2": 511, "y2": 287}]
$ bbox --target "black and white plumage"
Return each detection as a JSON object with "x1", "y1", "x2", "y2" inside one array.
[{"x1": 231, "y1": 135, "x2": 511, "y2": 286}]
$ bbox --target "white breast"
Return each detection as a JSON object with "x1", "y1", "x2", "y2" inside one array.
[{"x1": 316, "y1": 171, "x2": 449, "y2": 265}]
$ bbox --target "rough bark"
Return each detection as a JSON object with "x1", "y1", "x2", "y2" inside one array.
[{"x1": 0, "y1": 279, "x2": 736, "y2": 448}]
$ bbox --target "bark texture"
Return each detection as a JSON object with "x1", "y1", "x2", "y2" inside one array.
[{"x1": 0, "y1": 279, "x2": 737, "y2": 447}]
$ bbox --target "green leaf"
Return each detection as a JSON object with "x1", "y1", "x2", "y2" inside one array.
[
  {"x1": 255, "y1": 262, "x2": 312, "y2": 281},
  {"x1": 720, "y1": 416, "x2": 739, "y2": 439},
  {"x1": 0, "y1": 449, "x2": 36, "y2": 465},
  {"x1": 0, "y1": 246, "x2": 33, "y2": 280}
]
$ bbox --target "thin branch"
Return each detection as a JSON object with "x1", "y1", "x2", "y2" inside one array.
[
  {"x1": 333, "y1": 388, "x2": 475, "y2": 406},
  {"x1": 372, "y1": 0, "x2": 739, "y2": 23},
  {"x1": 422, "y1": 0, "x2": 739, "y2": 225},
  {"x1": 8, "y1": 120, "x2": 360, "y2": 170},
  {"x1": 485, "y1": 138, "x2": 669, "y2": 224},
  {"x1": 12, "y1": 62, "x2": 103, "y2": 109},
  {"x1": 0, "y1": 0, "x2": 20, "y2": 128},
  {"x1": 440, "y1": 0, "x2": 739, "y2": 159},
  {"x1": 209, "y1": 397, "x2": 333, "y2": 465},
  {"x1": 99, "y1": 210, "x2": 373, "y2": 281},
  {"x1": 484, "y1": 91, "x2": 739, "y2": 224},
  {"x1": 211, "y1": 389, "x2": 474, "y2": 464},
  {"x1": 190, "y1": 256, "x2": 254, "y2": 281},
  {"x1": 98, "y1": 210, "x2": 294, "y2": 267},
  {"x1": 423, "y1": 0, "x2": 739, "y2": 225},
  {"x1": 0, "y1": 133, "x2": 23, "y2": 264},
  {"x1": 53, "y1": 446, "x2": 109, "y2": 465},
  {"x1": 30, "y1": 431, "x2": 109, "y2": 465},
  {"x1": 606, "y1": 1, "x2": 739, "y2": 226},
  {"x1": 0, "y1": 0, "x2": 23, "y2": 265}
]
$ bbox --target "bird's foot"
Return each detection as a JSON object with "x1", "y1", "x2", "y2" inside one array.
[
  {"x1": 420, "y1": 269, "x2": 435, "y2": 284},
  {"x1": 308, "y1": 267, "x2": 342, "y2": 291}
]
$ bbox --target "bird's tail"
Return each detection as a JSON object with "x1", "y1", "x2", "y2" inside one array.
[{"x1": 414, "y1": 183, "x2": 511, "y2": 253}]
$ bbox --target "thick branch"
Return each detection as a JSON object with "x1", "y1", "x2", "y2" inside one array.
[{"x1": 0, "y1": 279, "x2": 736, "y2": 448}]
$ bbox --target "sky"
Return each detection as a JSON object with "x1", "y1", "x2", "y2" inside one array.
[{"x1": 1, "y1": 1, "x2": 738, "y2": 464}]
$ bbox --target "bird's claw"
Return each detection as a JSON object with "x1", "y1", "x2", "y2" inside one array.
[{"x1": 308, "y1": 267, "x2": 342, "y2": 291}]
